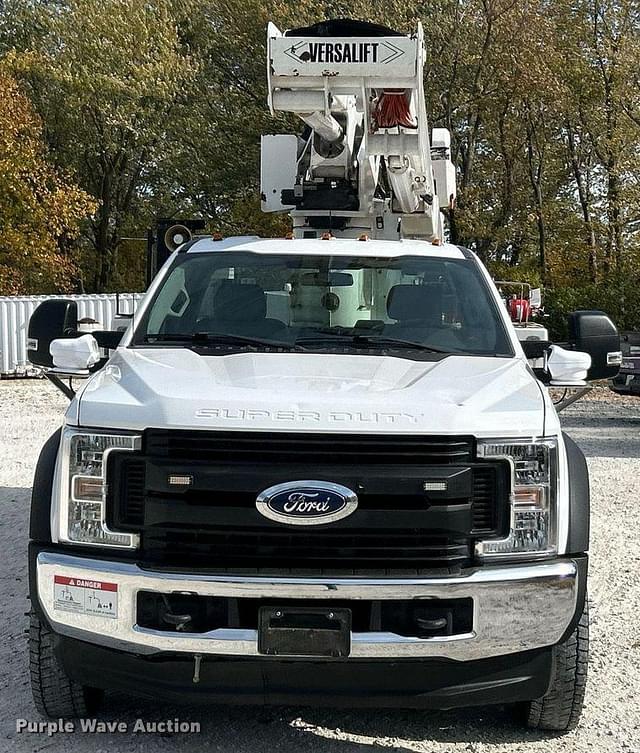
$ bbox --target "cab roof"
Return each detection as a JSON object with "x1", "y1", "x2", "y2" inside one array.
[{"x1": 184, "y1": 236, "x2": 468, "y2": 260}]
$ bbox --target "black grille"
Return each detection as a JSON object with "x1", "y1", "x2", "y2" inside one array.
[
  {"x1": 141, "y1": 528, "x2": 471, "y2": 569},
  {"x1": 109, "y1": 430, "x2": 508, "y2": 570},
  {"x1": 144, "y1": 429, "x2": 474, "y2": 465},
  {"x1": 471, "y1": 466, "x2": 498, "y2": 532},
  {"x1": 112, "y1": 458, "x2": 146, "y2": 527}
]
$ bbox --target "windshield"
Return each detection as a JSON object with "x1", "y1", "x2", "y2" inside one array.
[{"x1": 132, "y1": 251, "x2": 513, "y2": 358}]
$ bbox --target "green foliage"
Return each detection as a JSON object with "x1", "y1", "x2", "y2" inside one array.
[
  {"x1": 3, "y1": 0, "x2": 198, "y2": 291},
  {"x1": 0, "y1": 0, "x2": 639, "y2": 298},
  {"x1": 0, "y1": 60, "x2": 94, "y2": 294},
  {"x1": 545, "y1": 276, "x2": 640, "y2": 341}
]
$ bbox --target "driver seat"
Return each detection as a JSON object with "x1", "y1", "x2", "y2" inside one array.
[
  {"x1": 199, "y1": 281, "x2": 287, "y2": 339},
  {"x1": 385, "y1": 284, "x2": 443, "y2": 339}
]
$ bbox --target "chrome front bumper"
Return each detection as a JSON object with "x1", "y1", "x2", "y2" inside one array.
[{"x1": 36, "y1": 552, "x2": 579, "y2": 661}]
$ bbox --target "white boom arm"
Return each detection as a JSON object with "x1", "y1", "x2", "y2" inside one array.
[{"x1": 261, "y1": 20, "x2": 456, "y2": 241}]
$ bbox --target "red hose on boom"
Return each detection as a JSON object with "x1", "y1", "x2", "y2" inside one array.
[{"x1": 372, "y1": 90, "x2": 417, "y2": 129}]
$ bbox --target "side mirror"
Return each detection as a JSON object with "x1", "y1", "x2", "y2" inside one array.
[
  {"x1": 27, "y1": 299, "x2": 78, "y2": 367},
  {"x1": 546, "y1": 345, "x2": 591, "y2": 386},
  {"x1": 521, "y1": 310, "x2": 620, "y2": 386},
  {"x1": 522, "y1": 342, "x2": 591, "y2": 386},
  {"x1": 50, "y1": 334, "x2": 101, "y2": 372},
  {"x1": 567, "y1": 310, "x2": 621, "y2": 380}
]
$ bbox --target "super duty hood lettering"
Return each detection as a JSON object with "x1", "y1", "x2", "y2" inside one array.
[{"x1": 194, "y1": 408, "x2": 423, "y2": 425}]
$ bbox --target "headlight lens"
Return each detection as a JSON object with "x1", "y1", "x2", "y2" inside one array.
[
  {"x1": 475, "y1": 439, "x2": 558, "y2": 560},
  {"x1": 56, "y1": 428, "x2": 140, "y2": 548}
]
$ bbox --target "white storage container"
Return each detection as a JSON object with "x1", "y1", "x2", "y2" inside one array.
[{"x1": 0, "y1": 294, "x2": 143, "y2": 375}]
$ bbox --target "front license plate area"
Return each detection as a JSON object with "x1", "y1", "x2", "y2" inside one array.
[{"x1": 258, "y1": 606, "x2": 351, "y2": 657}]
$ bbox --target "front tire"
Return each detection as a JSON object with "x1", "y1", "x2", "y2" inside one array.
[
  {"x1": 29, "y1": 611, "x2": 103, "y2": 718},
  {"x1": 518, "y1": 600, "x2": 589, "y2": 731}
]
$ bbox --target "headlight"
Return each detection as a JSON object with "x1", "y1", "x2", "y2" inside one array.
[
  {"x1": 475, "y1": 438, "x2": 558, "y2": 561},
  {"x1": 54, "y1": 428, "x2": 140, "y2": 548}
]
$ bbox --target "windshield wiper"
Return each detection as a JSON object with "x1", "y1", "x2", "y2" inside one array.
[
  {"x1": 351, "y1": 335, "x2": 455, "y2": 354},
  {"x1": 296, "y1": 333, "x2": 453, "y2": 354},
  {"x1": 143, "y1": 332, "x2": 306, "y2": 351},
  {"x1": 144, "y1": 331, "x2": 455, "y2": 355}
]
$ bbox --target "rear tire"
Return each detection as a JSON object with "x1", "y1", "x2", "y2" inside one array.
[
  {"x1": 518, "y1": 599, "x2": 589, "y2": 731},
  {"x1": 29, "y1": 611, "x2": 103, "y2": 718}
]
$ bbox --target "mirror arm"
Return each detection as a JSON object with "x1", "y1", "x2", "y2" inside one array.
[
  {"x1": 53, "y1": 329, "x2": 123, "y2": 350},
  {"x1": 521, "y1": 340, "x2": 551, "y2": 360},
  {"x1": 554, "y1": 386, "x2": 592, "y2": 412},
  {"x1": 532, "y1": 367, "x2": 550, "y2": 383},
  {"x1": 521, "y1": 340, "x2": 575, "y2": 359},
  {"x1": 91, "y1": 357, "x2": 109, "y2": 372},
  {"x1": 522, "y1": 340, "x2": 552, "y2": 383},
  {"x1": 45, "y1": 372, "x2": 76, "y2": 401},
  {"x1": 92, "y1": 330, "x2": 124, "y2": 350}
]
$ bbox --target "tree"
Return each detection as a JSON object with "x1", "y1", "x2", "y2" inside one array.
[
  {"x1": 0, "y1": 62, "x2": 94, "y2": 294},
  {"x1": 8, "y1": 0, "x2": 198, "y2": 291},
  {"x1": 3, "y1": 0, "x2": 639, "y2": 295}
]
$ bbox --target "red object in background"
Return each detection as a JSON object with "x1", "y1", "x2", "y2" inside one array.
[
  {"x1": 372, "y1": 90, "x2": 417, "y2": 129},
  {"x1": 509, "y1": 298, "x2": 531, "y2": 322}
]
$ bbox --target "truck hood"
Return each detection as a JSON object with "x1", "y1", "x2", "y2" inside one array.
[{"x1": 75, "y1": 348, "x2": 546, "y2": 437}]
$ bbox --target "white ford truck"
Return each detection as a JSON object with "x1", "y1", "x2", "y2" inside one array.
[
  {"x1": 25, "y1": 19, "x2": 621, "y2": 733},
  {"x1": 27, "y1": 234, "x2": 620, "y2": 730}
]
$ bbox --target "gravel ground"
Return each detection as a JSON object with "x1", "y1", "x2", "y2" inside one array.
[{"x1": 1, "y1": 380, "x2": 639, "y2": 752}]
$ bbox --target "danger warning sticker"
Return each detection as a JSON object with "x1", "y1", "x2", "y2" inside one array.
[{"x1": 53, "y1": 575, "x2": 118, "y2": 619}]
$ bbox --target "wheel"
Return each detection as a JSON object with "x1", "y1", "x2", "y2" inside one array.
[
  {"x1": 29, "y1": 611, "x2": 103, "y2": 718},
  {"x1": 517, "y1": 599, "x2": 589, "y2": 731}
]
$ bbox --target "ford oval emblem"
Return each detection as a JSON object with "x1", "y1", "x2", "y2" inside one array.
[{"x1": 256, "y1": 481, "x2": 358, "y2": 526}]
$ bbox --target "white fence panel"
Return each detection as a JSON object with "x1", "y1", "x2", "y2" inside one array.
[{"x1": 0, "y1": 293, "x2": 144, "y2": 375}]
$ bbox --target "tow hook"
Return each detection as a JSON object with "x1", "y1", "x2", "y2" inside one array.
[{"x1": 160, "y1": 594, "x2": 192, "y2": 631}]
